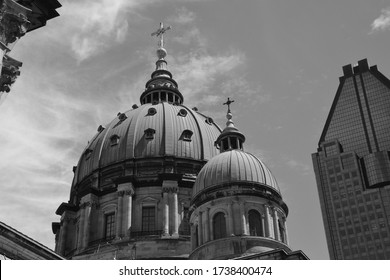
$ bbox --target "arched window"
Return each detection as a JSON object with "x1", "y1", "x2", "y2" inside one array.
[
  {"x1": 180, "y1": 130, "x2": 193, "y2": 142},
  {"x1": 248, "y1": 210, "x2": 263, "y2": 236},
  {"x1": 104, "y1": 212, "x2": 116, "y2": 240},
  {"x1": 110, "y1": 134, "x2": 120, "y2": 146},
  {"x1": 147, "y1": 107, "x2": 157, "y2": 116},
  {"x1": 144, "y1": 128, "x2": 156, "y2": 140},
  {"x1": 213, "y1": 212, "x2": 227, "y2": 240}
]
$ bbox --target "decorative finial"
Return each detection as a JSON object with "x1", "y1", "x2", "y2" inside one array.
[{"x1": 151, "y1": 22, "x2": 172, "y2": 49}]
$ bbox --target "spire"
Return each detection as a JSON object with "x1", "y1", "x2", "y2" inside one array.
[
  {"x1": 140, "y1": 22, "x2": 183, "y2": 105},
  {"x1": 151, "y1": 22, "x2": 171, "y2": 73},
  {"x1": 215, "y1": 97, "x2": 246, "y2": 152}
]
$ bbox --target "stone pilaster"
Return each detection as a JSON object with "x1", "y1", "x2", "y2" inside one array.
[
  {"x1": 204, "y1": 207, "x2": 210, "y2": 243},
  {"x1": 116, "y1": 191, "x2": 124, "y2": 239},
  {"x1": 77, "y1": 203, "x2": 85, "y2": 250},
  {"x1": 58, "y1": 216, "x2": 70, "y2": 256},
  {"x1": 227, "y1": 202, "x2": 234, "y2": 236},
  {"x1": 79, "y1": 194, "x2": 97, "y2": 250}
]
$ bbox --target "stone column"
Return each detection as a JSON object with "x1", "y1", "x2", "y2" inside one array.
[
  {"x1": 264, "y1": 205, "x2": 272, "y2": 238},
  {"x1": 227, "y1": 202, "x2": 234, "y2": 236},
  {"x1": 117, "y1": 183, "x2": 135, "y2": 238},
  {"x1": 162, "y1": 191, "x2": 169, "y2": 236},
  {"x1": 124, "y1": 189, "x2": 134, "y2": 238},
  {"x1": 172, "y1": 189, "x2": 179, "y2": 237},
  {"x1": 204, "y1": 208, "x2": 210, "y2": 242},
  {"x1": 162, "y1": 180, "x2": 178, "y2": 237},
  {"x1": 239, "y1": 202, "x2": 248, "y2": 235},
  {"x1": 118, "y1": 183, "x2": 135, "y2": 239},
  {"x1": 261, "y1": 214, "x2": 266, "y2": 236},
  {"x1": 198, "y1": 211, "x2": 203, "y2": 245},
  {"x1": 273, "y1": 208, "x2": 280, "y2": 241},
  {"x1": 116, "y1": 191, "x2": 124, "y2": 239}
]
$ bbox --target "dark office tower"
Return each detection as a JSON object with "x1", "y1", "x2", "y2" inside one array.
[{"x1": 312, "y1": 59, "x2": 390, "y2": 260}]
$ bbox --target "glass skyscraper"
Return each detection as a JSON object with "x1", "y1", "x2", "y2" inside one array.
[{"x1": 312, "y1": 59, "x2": 390, "y2": 259}]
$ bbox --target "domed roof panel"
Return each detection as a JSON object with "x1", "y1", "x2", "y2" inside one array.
[
  {"x1": 164, "y1": 104, "x2": 201, "y2": 159},
  {"x1": 100, "y1": 113, "x2": 133, "y2": 165},
  {"x1": 133, "y1": 104, "x2": 165, "y2": 158},
  {"x1": 192, "y1": 150, "x2": 280, "y2": 199},
  {"x1": 190, "y1": 110, "x2": 221, "y2": 162},
  {"x1": 73, "y1": 102, "x2": 222, "y2": 185}
]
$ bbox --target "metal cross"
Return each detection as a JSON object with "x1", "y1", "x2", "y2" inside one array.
[
  {"x1": 223, "y1": 97, "x2": 235, "y2": 112},
  {"x1": 151, "y1": 22, "x2": 172, "y2": 48}
]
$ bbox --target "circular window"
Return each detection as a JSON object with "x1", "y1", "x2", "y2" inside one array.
[
  {"x1": 148, "y1": 107, "x2": 157, "y2": 116},
  {"x1": 178, "y1": 109, "x2": 188, "y2": 117}
]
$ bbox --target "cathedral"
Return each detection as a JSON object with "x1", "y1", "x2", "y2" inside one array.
[{"x1": 52, "y1": 23, "x2": 307, "y2": 260}]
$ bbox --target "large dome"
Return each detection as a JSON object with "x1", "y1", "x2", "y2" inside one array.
[
  {"x1": 72, "y1": 102, "x2": 221, "y2": 187},
  {"x1": 192, "y1": 149, "x2": 280, "y2": 200}
]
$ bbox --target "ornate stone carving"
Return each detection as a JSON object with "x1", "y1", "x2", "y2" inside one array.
[
  {"x1": 162, "y1": 185, "x2": 178, "y2": 193},
  {"x1": 0, "y1": 54, "x2": 21, "y2": 92},
  {"x1": 0, "y1": 0, "x2": 31, "y2": 48},
  {"x1": 124, "y1": 189, "x2": 134, "y2": 196}
]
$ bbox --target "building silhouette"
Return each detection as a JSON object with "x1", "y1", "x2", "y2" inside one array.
[
  {"x1": 52, "y1": 24, "x2": 307, "y2": 260},
  {"x1": 0, "y1": 0, "x2": 61, "y2": 260},
  {"x1": 312, "y1": 59, "x2": 390, "y2": 259}
]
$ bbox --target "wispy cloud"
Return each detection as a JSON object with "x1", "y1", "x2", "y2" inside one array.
[
  {"x1": 172, "y1": 50, "x2": 245, "y2": 106},
  {"x1": 371, "y1": 7, "x2": 390, "y2": 32},
  {"x1": 168, "y1": 7, "x2": 196, "y2": 24}
]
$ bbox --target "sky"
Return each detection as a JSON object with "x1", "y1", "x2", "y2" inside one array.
[{"x1": 1, "y1": 0, "x2": 390, "y2": 260}]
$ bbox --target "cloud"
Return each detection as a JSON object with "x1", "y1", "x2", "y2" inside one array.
[
  {"x1": 52, "y1": 0, "x2": 158, "y2": 62},
  {"x1": 171, "y1": 50, "x2": 245, "y2": 106},
  {"x1": 371, "y1": 7, "x2": 390, "y2": 32},
  {"x1": 168, "y1": 7, "x2": 196, "y2": 24}
]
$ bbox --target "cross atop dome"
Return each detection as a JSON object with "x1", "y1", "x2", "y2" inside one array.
[
  {"x1": 151, "y1": 22, "x2": 172, "y2": 49},
  {"x1": 140, "y1": 22, "x2": 184, "y2": 105},
  {"x1": 223, "y1": 97, "x2": 235, "y2": 112},
  {"x1": 215, "y1": 97, "x2": 245, "y2": 152}
]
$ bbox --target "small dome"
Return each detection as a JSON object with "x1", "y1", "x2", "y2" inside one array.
[{"x1": 192, "y1": 149, "x2": 280, "y2": 200}]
